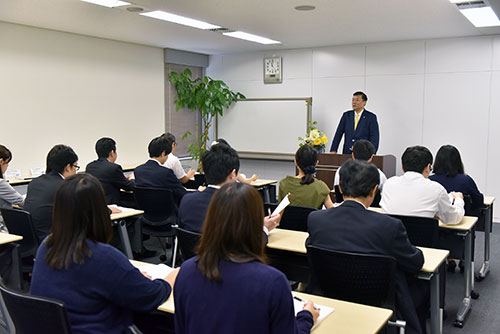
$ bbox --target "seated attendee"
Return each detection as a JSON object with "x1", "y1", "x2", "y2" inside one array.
[
  {"x1": 161, "y1": 133, "x2": 195, "y2": 184},
  {"x1": 175, "y1": 182, "x2": 318, "y2": 334},
  {"x1": 0, "y1": 145, "x2": 25, "y2": 231},
  {"x1": 212, "y1": 138, "x2": 258, "y2": 183},
  {"x1": 24, "y1": 144, "x2": 79, "y2": 241},
  {"x1": 307, "y1": 159, "x2": 426, "y2": 334},
  {"x1": 333, "y1": 139, "x2": 387, "y2": 191},
  {"x1": 178, "y1": 143, "x2": 279, "y2": 235},
  {"x1": 429, "y1": 145, "x2": 484, "y2": 210},
  {"x1": 85, "y1": 137, "x2": 135, "y2": 205},
  {"x1": 279, "y1": 145, "x2": 333, "y2": 209},
  {"x1": 380, "y1": 145, "x2": 464, "y2": 225},
  {"x1": 134, "y1": 135, "x2": 187, "y2": 205},
  {"x1": 30, "y1": 173, "x2": 177, "y2": 334}
]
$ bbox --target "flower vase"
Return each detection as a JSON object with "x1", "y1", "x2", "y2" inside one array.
[{"x1": 315, "y1": 147, "x2": 324, "y2": 154}]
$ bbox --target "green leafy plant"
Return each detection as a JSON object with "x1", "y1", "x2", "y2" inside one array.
[{"x1": 169, "y1": 69, "x2": 245, "y2": 170}]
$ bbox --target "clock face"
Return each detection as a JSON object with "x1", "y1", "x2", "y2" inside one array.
[{"x1": 263, "y1": 57, "x2": 282, "y2": 84}]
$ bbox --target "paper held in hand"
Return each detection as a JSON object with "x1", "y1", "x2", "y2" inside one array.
[
  {"x1": 293, "y1": 295, "x2": 335, "y2": 328},
  {"x1": 272, "y1": 193, "x2": 291, "y2": 216},
  {"x1": 139, "y1": 264, "x2": 175, "y2": 280}
]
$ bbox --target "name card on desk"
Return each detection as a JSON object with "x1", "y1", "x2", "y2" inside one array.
[
  {"x1": 30, "y1": 167, "x2": 45, "y2": 177},
  {"x1": 4, "y1": 169, "x2": 21, "y2": 179}
]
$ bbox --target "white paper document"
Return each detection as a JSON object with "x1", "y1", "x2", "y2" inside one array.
[
  {"x1": 108, "y1": 204, "x2": 135, "y2": 213},
  {"x1": 293, "y1": 295, "x2": 335, "y2": 328},
  {"x1": 272, "y1": 193, "x2": 290, "y2": 216},
  {"x1": 139, "y1": 263, "x2": 174, "y2": 280}
]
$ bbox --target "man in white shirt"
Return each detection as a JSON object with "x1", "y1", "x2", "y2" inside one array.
[
  {"x1": 334, "y1": 139, "x2": 387, "y2": 190},
  {"x1": 380, "y1": 145, "x2": 464, "y2": 225},
  {"x1": 162, "y1": 133, "x2": 195, "y2": 184}
]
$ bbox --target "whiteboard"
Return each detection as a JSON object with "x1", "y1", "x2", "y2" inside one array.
[{"x1": 216, "y1": 98, "x2": 312, "y2": 159}]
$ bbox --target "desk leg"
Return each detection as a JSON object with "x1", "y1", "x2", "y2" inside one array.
[
  {"x1": 263, "y1": 185, "x2": 271, "y2": 204},
  {"x1": 117, "y1": 219, "x2": 133, "y2": 259},
  {"x1": 430, "y1": 270, "x2": 442, "y2": 334},
  {"x1": 478, "y1": 205, "x2": 492, "y2": 280},
  {"x1": 454, "y1": 231, "x2": 472, "y2": 327}
]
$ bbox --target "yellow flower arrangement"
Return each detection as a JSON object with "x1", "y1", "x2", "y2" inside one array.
[{"x1": 298, "y1": 121, "x2": 328, "y2": 152}]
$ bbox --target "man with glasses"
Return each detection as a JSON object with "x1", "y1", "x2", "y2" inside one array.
[
  {"x1": 380, "y1": 145, "x2": 464, "y2": 225},
  {"x1": 25, "y1": 144, "x2": 79, "y2": 241}
]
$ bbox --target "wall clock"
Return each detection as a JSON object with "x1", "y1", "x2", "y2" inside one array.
[{"x1": 263, "y1": 57, "x2": 282, "y2": 84}]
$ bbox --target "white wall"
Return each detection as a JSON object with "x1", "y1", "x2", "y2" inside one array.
[
  {"x1": 0, "y1": 22, "x2": 165, "y2": 174},
  {"x1": 207, "y1": 35, "x2": 500, "y2": 219}
]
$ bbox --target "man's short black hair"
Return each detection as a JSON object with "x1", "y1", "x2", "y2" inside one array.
[
  {"x1": 46, "y1": 145, "x2": 78, "y2": 174},
  {"x1": 148, "y1": 136, "x2": 172, "y2": 158},
  {"x1": 95, "y1": 137, "x2": 116, "y2": 159},
  {"x1": 352, "y1": 140, "x2": 375, "y2": 161},
  {"x1": 402, "y1": 146, "x2": 433, "y2": 174},
  {"x1": 353, "y1": 91, "x2": 368, "y2": 102},
  {"x1": 162, "y1": 133, "x2": 176, "y2": 144},
  {"x1": 339, "y1": 159, "x2": 379, "y2": 198},
  {"x1": 202, "y1": 143, "x2": 240, "y2": 185}
]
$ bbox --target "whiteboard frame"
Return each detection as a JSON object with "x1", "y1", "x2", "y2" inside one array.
[{"x1": 215, "y1": 97, "x2": 312, "y2": 161}]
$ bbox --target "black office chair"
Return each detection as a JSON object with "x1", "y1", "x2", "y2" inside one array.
[
  {"x1": 279, "y1": 206, "x2": 317, "y2": 232},
  {"x1": 0, "y1": 208, "x2": 39, "y2": 273},
  {"x1": 0, "y1": 283, "x2": 72, "y2": 334},
  {"x1": 171, "y1": 225, "x2": 201, "y2": 267},
  {"x1": 464, "y1": 195, "x2": 487, "y2": 231},
  {"x1": 134, "y1": 187, "x2": 178, "y2": 262},
  {"x1": 388, "y1": 214, "x2": 440, "y2": 248},
  {"x1": 307, "y1": 245, "x2": 405, "y2": 333}
]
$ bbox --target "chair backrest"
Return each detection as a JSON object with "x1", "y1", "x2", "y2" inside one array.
[
  {"x1": 133, "y1": 187, "x2": 178, "y2": 225},
  {"x1": 0, "y1": 283, "x2": 72, "y2": 334},
  {"x1": 334, "y1": 185, "x2": 343, "y2": 203},
  {"x1": 173, "y1": 226, "x2": 201, "y2": 261},
  {"x1": 279, "y1": 206, "x2": 317, "y2": 232},
  {"x1": 307, "y1": 245, "x2": 396, "y2": 310},
  {"x1": 388, "y1": 214, "x2": 439, "y2": 248},
  {"x1": 0, "y1": 208, "x2": 39, "y2": 257}
]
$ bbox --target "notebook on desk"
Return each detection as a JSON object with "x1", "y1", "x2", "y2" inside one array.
[{"x1": 293, "y1": 295, "x2": 335, "y2": 328}]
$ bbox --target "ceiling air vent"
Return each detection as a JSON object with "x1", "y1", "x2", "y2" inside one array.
[
  {"x1": 455, "y1": 1, "x2": 486, "y2": 10},
  {"x1": 208, "y1": 27, "x2": 232, "y2": 33}
]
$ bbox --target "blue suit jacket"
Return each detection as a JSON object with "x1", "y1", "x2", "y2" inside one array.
[
  {"x1": 330, "y1": 109, "x2": 379, "y2": 154},
  {"x1": 134, "y1": 160, "x2": 187, "y2": 205},
  {"x1": 306, "y1": 200, "x2": 424, "y2": 334},
  {"x1": 178, "y1": 186, "x2": 218, "y2": 233}
]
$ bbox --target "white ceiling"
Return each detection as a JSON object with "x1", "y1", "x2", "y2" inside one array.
[{"x1": 1, "y1": 0, "x2": 500, "y2": 55}]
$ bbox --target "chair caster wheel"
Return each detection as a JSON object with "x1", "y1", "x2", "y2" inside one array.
[
  {"x1": 475, "y1": 274, "x2": 484, "y2": 282},
  {"x1": 471, "y1": 290, "x2": 480, "y2": 299},
  {"x1": 453, "y1": 320, "x2": 464, "y2": 328}
]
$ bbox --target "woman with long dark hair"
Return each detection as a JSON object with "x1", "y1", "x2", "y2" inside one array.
[
  {"x1": 0, "y1": 145, "x2": 25, "y2": 230},
  {"x1": 430, "y1": 145, "x2": 483, "y2": 210},
  {"x1": 174, "y1": 182, "x2": 318, "y2": 333},
  {"x1": 30, "y1": 173, "x2": 177, "y2": 334},
  {"x1": 278, "y1": 145, "x2": 333, "y2": 209}
]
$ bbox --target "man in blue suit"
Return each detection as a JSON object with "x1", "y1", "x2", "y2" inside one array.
[
  {"x1": 134, "y1": 135, "x2": 187, "y2": 205},
  {"x1": 330, "y1": 91, "x2": 380, "y2": 154}
]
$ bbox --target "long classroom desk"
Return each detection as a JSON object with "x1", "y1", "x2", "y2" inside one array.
[
  {"x1": 368, "y1": 208, "x2": 477, "y2": 328},
  {"x1": 130, "y1": 260, "x2": 394, "y2": 334},
  {"x1": 250, "y1": 179, "x2": 277, "y2": 203},
  {"x1": 110, "y1": 209, "x2": 144, "y2": 259},
  {"x1": 478, "y1": 196, "x2": 495, "y2": 280},
  {"x1": 266, "y1": 228, "x2": 449, "y2": 334}
]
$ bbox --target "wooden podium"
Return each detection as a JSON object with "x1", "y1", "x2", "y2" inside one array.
[{"x1": 316, "y1": 153, "x2": 396, "y2": 189}]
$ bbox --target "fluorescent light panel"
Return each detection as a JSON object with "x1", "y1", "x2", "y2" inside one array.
[
  {"x1": 223, "y1": 31, "x2": 281, "y2": 45},
  {"x1": 81, "y1": 0, "x2": 130, "y2": 7},
  {"x1": 460, "y1": 7, "x2": 500, "y2": 27},
  {"x1": 140, "y1": 10, "x2": 220, "y2": 30}
]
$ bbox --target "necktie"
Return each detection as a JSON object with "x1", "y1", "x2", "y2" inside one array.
[{"x1": 354, "y1": 113, "x2": 359, "y2": 130}]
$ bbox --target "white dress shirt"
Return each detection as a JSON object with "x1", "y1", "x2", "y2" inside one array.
[
  {"x1": 163, "y1": 154, "x2": 186, "y2": 180},
  {"x1": 380, "y1": 171, "x2": 464, "y2": 225}
]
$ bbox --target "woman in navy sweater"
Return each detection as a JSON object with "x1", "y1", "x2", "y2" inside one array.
[
  {"x1": 430, "y1": 145, "x2": 484, "y2": 210},
  {"x1": 30, "y1": 173, "x2": 177, "y2": 334},
  {"x1": 174, "y1": 182, "x2": 318, "y2": 334}
]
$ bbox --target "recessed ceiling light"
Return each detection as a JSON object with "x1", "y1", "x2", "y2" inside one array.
[
  {"x1": 81, "y1": 0, "x2": 130, "y2": 8},
  {"x1": 460, "y1": 7, "x2": 500, "y2": 27},
  {"x1": 294, "y1": 5, "x2": 316, "y2": 11},
  {"x1": 140, "y1": 10, "x2": 220, "y2": 30},
  {"x1": 223, "y1": 31, "x2": 281, "y2": 45}
]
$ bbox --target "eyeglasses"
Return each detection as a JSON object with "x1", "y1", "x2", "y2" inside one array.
[{"x1": 73, "y1": 164, "x2": 81, "y2": 171}]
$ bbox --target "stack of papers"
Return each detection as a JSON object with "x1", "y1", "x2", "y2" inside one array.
[{"x1": 139, "y1": 263, "x2": 175, "y2": 280}]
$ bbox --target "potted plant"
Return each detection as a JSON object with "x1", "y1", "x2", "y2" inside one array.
[
  {"x1": 298, "y1": 121, "x2": 328, "y2": 153},
  {"x1": 169, "y1": 69, "x2": 245, "y2": 170}
]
